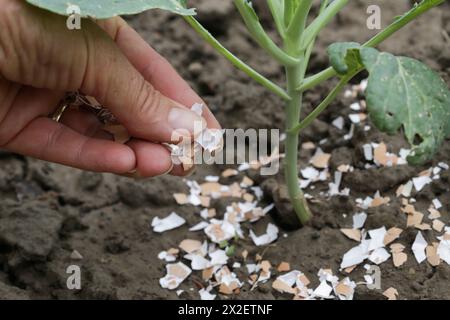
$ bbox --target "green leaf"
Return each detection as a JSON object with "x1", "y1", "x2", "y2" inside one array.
[
  {"x1": 360, "y1": 48, "x2": 450, "y2": 164},
  {"x1": 219, "y1": 240, "x2": 229, "y2": 249},
  {"x1": 225, "y1": 245, "x2": 236, "y2": 257},
  {"x1": 327, "y1": 42, "x2": 362, "y2": 75},
  {"x1": 26, "y1": 0, "x2": 196, "y2": 19}
]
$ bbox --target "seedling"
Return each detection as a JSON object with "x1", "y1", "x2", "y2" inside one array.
[
  {"x1": 30, "y1": 0, "x2": 450, "y2": 225},
  {"x1": 183, "y1": 0, "x2": 450, "y2": 225}
]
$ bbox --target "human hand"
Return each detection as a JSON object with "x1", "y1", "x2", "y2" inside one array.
[{"x1": 0, "y1": 0, "x2": 220, "y2": 177}]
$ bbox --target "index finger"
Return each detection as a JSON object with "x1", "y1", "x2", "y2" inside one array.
[{"x1": 98, "y1": 17, "x2": 221, "y2": 130}]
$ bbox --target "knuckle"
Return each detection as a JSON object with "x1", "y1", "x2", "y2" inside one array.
[
  {"x1": 0, "y1": 1, "x2": 41, "y2": 83},
  {"x1": 0, "y1": 0, "x2": 23, "y2": 20},
  {"x1": 74, "y1": 138, "x2": 89, "y2": 169},
  {"x1": 133, "y1": 80, "x2": 164, "y2": 119},
  {"x1": 41, "y1": 124, "x2": 64, "y2": 158}
]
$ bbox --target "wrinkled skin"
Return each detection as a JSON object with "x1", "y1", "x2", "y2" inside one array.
[{"x1": 0, "y1": 0, "x2": 220, "y2": 177}]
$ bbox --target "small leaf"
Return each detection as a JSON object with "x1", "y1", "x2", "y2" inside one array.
[
  {"x1": 225, "y1": 245, "x2": 236, "y2": 257},
  {"x1": 26, "y1": 0, "x2": 196, "y2": 19},
  {"x1": 219, "y1": 240, "x2": 229, "y2": 249},
  {"x1": 360, "y1": 48, "x2": 450, "y2": 164},
  {"x1": 327, "y1": 42, "x2": 362, "y2": 75}
]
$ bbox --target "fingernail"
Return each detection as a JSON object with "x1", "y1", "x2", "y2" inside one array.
[
  {"x1": 123, "y1": 162, "x2": 173, "y2": 179},
  {"x1": 168, "y1": 107, "x2": 206, "y2": 135},
  {"x1": 159, "y1": 162, "x2": 175, "y2": 177}
]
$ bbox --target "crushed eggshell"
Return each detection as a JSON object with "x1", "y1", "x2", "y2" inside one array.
[
  {"x1": 353, "y1": 212, "x2": 367, "y2": 229},
  {"x1": 383, "y1": 287, "x2": 399, "y2": 300},
  {"x1": 412, "y1": 232, "x2": 428, "y2": 264},
  {"x1": 390, "y1": 243, "x2": 407, "y2": 268},
  {"x1": 373, "y1": 143, "x2": 398, "y2": 167},
  {"x1": 277, "y1": 262, "x2": 291, "y2": 272},
  {"x1": 310, "y1": 149, "x2": 331, "y2": 169},
  {"x1": 179, "y1": 239, "x2": 203, "y2": 254},
  {"x1": 432, "y1": 220, "x2": 445, "y2": 233},
  {"x1": 384, "y1": 227, "x2": 403, "y2": 246},
  {"x1": 152, "y1": 212, "x2": 186, "y2": 233},
  {"x1": 199, "y1": 287, "x2": 216, "y2": 300},
  {"x1": 426, "y1": 244, "x2": 441, "y2": 267},
  {"x1": 428, "y1": 207, "x2": 441, "y2": 220},
  {"x1": 159, "y1": 262, "x2": 192, "y2": 290},
  {"x1": 173, "y1": 193, "x2": 189, "y2": 205},
  {"x1": 222, "y1": 169, "x2": 239, "y2": 178},
  {"x1": 204, "y1": 219, "x2": 241, "y2": 243},
  {"x1": 250, "y1": 223, "x2": 279, "y2": 246},
  {"x1": 158, "y1": 250, "x2": 177, "y2": 262},
  {"x1": 340, "y1": 229, "x2": 361, "y2": 242}
]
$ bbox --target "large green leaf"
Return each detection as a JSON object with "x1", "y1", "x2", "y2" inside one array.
[
  {"x1": 360, "y1": 48, "x2": 450, "y2": 164},
  {"x1": 26, "y1": 0, "x2": 196, "y2": 19},
  {"x1": 327, "y1": 42, "x2": 362, "y2": 75},
  {"x1": 327, "y1": 43, "x2": 450, "y2": 164}
]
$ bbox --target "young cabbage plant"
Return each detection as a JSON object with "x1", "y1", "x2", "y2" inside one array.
[
  {"x1": 28, "y1": 0, "x2": 450, "y2": 225},
  {"x1": 182, "y1": 0, "x2": 450, "y2": 225}
]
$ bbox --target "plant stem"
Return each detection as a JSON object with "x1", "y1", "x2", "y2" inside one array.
[
  {"x1": 183, "y1": 16, "x2": 291, "y2": 101},
  {"x1": 298, "y1": 67, "x2": 336, "y2": 92},
  {"x1": 283, "y1": 32, "x2": 312, "y2": 224},
  {"x1": 285, "y1": 64, "x2": 312, "y2": 224},
  {"x1": 266, "y1": 0, "x2": 286, "y2": 39},
  {"x1": 286, "y1": 0, "x2": 314, "y2": 42},
  {"x1": 234, "y1": 0, "x2": 299, "y2": 66},
  {"x1": 290, "y1": 73, "x2": 355, "y2": 134},
  {"x1": 283, "y1": 0, "x2": 294, "y2": 28},
  {"x1": 363, "y1": 0, "x2": 444, "y2": 48},
  {"x1": 301, "y1": 0, "x2": 349, "y2": 50}
]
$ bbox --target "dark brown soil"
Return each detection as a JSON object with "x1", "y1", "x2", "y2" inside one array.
[{"x1": 0, "y1": 0, "x2": 449, "y2": 300}]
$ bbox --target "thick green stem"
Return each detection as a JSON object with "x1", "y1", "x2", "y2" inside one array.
[
  {"x1": 285, "y1": 64, "x2": 312, "y2": 224},
  {"x1": 283, "y1": 31, "x2": 312, "y2": 224}
]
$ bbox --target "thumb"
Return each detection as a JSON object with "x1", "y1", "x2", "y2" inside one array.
[
  {"x1": 0, "y1": 0, "x2": 204, "y2": 143},
  {"x1": 78, "y1": 21, "x2": 206, "y2": 143}
]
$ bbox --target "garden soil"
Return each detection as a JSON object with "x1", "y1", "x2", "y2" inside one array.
[{"x1": 0, "y1": 0, "x2": 449, "y2": 299}]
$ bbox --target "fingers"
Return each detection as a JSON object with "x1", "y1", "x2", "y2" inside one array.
[
  {"x1": 0, "y1": 85, "x2": 63, "y2": 147},
  {"x1": 3, "y1": 117, "x2": 136, "y2": 174},
  {"x1": 97, "y1": 17, "x2": 221, "y2": 130},
  {"x1": 78, "y1": 23, "x2": 206, "y2": 144},
  {"x1": 59, "y1": 107, "x2": 114, "y2": 140},
  {"x1": 126, "y1": 139, "x2": 173, "y2": 177},
  {"x1": 0, "y1": 1, "x2": 205, "y2": 144},
  {"x1": 0, "y1": 1, "x2": 221, "y2": 178},
  {"x1": 61, "y1": 110, "x2": 175, "y2": 178}
]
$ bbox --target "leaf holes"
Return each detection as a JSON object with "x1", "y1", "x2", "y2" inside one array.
[{"x1": 413, "y1": 134, "x2": 424, "y2": 145}]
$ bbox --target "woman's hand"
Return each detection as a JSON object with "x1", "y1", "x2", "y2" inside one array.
[{"x1": 0, "y1": 0, "x2": 220, "y2": 177}]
